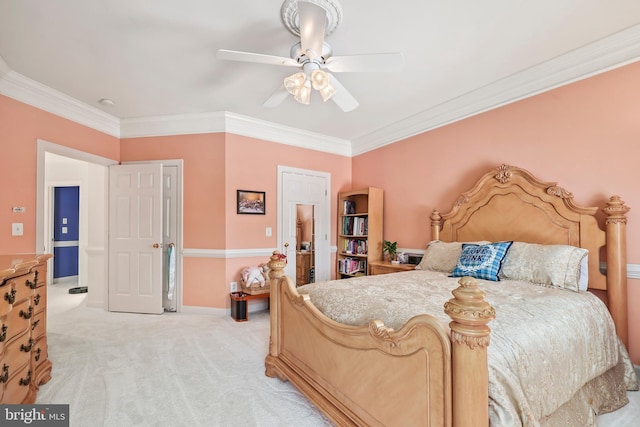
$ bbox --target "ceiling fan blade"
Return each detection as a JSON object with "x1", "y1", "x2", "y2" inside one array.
[
  {"x1": 324, "y1": 53, "x2": 404, "y2": 73},
  {"x1": 328, "y1": 74, "x2": 359, "y2": 112},
  {"x1": 298, "y1": 1, "x2": 326, "y2": 60},
  {"x1": 217, "y1": 49, "x2": 299, "y2": 67},
  {"x1": 263, "y1": 85, "x2": 291, "y2": 108}
]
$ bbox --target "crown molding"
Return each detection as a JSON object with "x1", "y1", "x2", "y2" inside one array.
[
  {"x1": 223, "y1": 111, "x2": 352, "y2": 156},
  {"x1": 120, "y1": 112, "x2": 226, "y2": 138},
  {"x1": 2, "y1": 24, "x2": 639, "y2": 156},
  {"x1": 0, "y1": 60, "x2": 120, "y2": 138},
  {"x1": 351, "y1": 24, "x2": 640, "y2": 156}
]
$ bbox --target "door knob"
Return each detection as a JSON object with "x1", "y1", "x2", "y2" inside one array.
[{"x1": 153, "y1": 243, "x2": 163, "y2": 249}]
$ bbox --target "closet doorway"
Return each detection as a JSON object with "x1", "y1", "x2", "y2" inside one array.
[{"x1": 278, "y1": 166, "x2": 331, "y2": 284}]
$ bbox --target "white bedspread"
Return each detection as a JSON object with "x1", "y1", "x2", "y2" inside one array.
[{"x1": 297, "y1": 270, "x2": 638, "y2": 426}]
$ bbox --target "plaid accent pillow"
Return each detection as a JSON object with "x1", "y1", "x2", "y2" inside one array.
[{"x1": 451, "y1": 241, "x2": 513, "y2": 281}]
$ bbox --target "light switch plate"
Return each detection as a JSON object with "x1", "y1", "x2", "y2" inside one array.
[{"x1": 12, "y1": 223, "x2": 23, "y2": 236}]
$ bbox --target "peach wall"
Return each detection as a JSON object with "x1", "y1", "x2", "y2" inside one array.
[
  {"x1": 120, "y1": 133, "x2": 226, "y2": 249},
  {"x1": 352, "y1": 61, "x2": 640, "y2": 363},
  {"x1": 0, "y1": 95, "x2": 119, "y2": 254},
  {"x1": 121, "y1": 132, "x2": 351, "y2": 308}
]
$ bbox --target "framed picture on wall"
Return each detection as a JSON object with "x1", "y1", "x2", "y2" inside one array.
[{"x1": 237, "y1": 190, "x2": 266, "y2": 215}]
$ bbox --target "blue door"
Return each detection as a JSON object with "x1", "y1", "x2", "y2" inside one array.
[{"x1": 53, "y1": 186, "x2": 79, "y2": 280}]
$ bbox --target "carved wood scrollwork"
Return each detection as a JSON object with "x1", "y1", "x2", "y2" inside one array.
[
  {"x1": 444, "y1": 276, "x2": 495, "y2": 350},
  {"x1": 546, "y1": 185, "x2": 573, "y2": 199},
  {"x1": 494, "y1": 164, "x2": 513, "y2": 184},
  {"x1": 453, "y1": 195, "x2": 469, "y2": 209},
  {"x1": 603, "y1": 195, "x2": 630, "y2": 225},
  {"x1": 368, "y1": 320, "x2": 399, "y2": 347},
  {"x1": 450, "y1": 330, "x2": 491, "y2": 349}
]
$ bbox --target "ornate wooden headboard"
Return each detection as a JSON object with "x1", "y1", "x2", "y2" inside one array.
[{"x1": 430, "y1": 164, "x2": 630, "y2": 345}]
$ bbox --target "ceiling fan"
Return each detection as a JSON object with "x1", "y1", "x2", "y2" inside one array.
[{"x1": 217, "y1": 0, "x2": 403, "y2": 112}]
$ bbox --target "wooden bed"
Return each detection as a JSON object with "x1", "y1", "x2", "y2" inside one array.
[{"x1": 264, "y1": 164, "x2": 630, "y2": 427}]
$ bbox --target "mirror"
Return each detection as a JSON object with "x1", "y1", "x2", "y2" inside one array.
[{"x1": 295, "y1": 204, "x2": 315, "y2": 286}]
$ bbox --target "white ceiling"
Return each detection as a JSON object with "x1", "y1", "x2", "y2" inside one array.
[{"x1": 1, "y1": 1, "x2": 640, "y2": 152}]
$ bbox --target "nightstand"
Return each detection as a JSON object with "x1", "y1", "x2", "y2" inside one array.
[{"x1": 368, "y1": 260, "x2": 416, "y2": 275}]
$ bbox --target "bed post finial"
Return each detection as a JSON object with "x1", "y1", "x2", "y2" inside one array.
[
  {"x1": 266, "y1": 250, "x2": 287, "y2": 363},
  {"x1": 268, "y1": 250, "x2": 286, "y2": 283},
  {"x1": 603, "y1": 195, "x2": 630, "y2": 348},
  {"x1": 430, "y1": 209, "x2": 442, "y2": 240},
  {"x1": 444, "y1": 276, "x2": 495, "y2": 427}
]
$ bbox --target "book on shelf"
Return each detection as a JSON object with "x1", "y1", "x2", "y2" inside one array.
[
  {"x1": 342, "y1": 239, "x2": 368, "y2": 255},
  {"x1": 341, "y1": 216, "x2": 368, "y2": 236},
  {"x1": 343, "y1": 200, "x2": 356, "y2": 215},
  {"x1": 338, "y1": 258, "x2": 367, "y2": 275}
]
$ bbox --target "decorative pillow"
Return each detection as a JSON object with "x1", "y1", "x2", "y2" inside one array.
[
  {"x1": 416, "y1": 240, "x2": 490, "y2": 273},
  {"x1": 499, "y1": 242, "x2": 588, "y2": 292},
  {"x1": 450, "y1": 241, "x2": 513, "y2": 281}
]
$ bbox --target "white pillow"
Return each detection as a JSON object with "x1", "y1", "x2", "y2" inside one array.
[
  {"x1": 416, "y1": 240, "x2": 489, "y2": 273},
  {"x1": 499, "y1": 242, "x2": 588, "y2": 292}
]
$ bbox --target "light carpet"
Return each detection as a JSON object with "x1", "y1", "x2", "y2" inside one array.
[{"x1": 38, "y1": 284, "x2": 639, "y2": 426}]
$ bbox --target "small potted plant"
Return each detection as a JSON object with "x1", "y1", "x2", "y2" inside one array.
[{"x1": 383, "y1": 240, "x2": 398, "y2": 263}]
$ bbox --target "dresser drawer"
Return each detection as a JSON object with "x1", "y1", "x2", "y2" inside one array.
[
  {"x1": 31, "y1": 311, "x2": 45, "y2": 341},
  {"x1": 0, "y1": 284, "x2": 11, "y2": 317},
  {"x1": 4, "y1": 331, "x2": 32, "y2": 373},
  {"x1": 31, "y1": 336, "x2": 48, "y2": 372},
  {"x1": 2, "y1": 363, "x2": 31, "y2": 404},
  {"x1": 6, "y1": 272, "x2": 36, "y2": 305},
  {"x1": 4, "y1": 300, "x2": 31, "y2": 343},
  {"x1": 32, "y1": 286, "x2": 46, "y2": 315}
]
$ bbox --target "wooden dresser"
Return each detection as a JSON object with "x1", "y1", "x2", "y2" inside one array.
[
  {"x1": 369, "y1": 260, "x2": 416, "y2": 275},
  {"x1": 0, "y1": 253, "x2": 52, "y2": 403},
  {"x1": 296, "y1": 251, "x2": 312, "y2": 286}
]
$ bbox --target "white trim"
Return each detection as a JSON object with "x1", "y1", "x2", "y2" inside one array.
[
  {"x1": 0, "y1": 69, "x2": 120, "y2": 137},
  {"x1": 180, "y1": 305, "x2": 269, "y2": 316},
  {"x1": 351, "y1": 24, "x2": 640, "y2": 155},
  {"x1": 224, "y1": 112, "x2": 352, "y2": 156},
  {"x1": 182, "y1": 248, "x2": 276, "y2": 258},
  {"x1": 120, "y1": 112, "x2": 226, "y2": 138},
  {"x1": 180, "y1": 306, "x2": 227, "y2": 316},
  {"x1": 628, "y1": 264, "x2": 640, "y2": 280},
  {"x1": 3, "y1": 25, "x2": 639, "y2": 156}
]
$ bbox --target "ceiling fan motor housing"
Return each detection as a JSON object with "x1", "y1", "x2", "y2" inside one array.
[{"x1": 290, "y1": 42, "x2": 333, "y2": 66}]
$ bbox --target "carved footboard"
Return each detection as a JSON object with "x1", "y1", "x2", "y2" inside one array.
[{"x1": 265, "y1": 252, "x2": 494, "y2": 427}]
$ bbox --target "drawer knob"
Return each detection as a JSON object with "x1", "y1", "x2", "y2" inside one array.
[
  {"x1": 19, "y1": 369, "x2": 32, "y2": 386},
  {"x1": 19, "y1": 306, "x2": 33, "y2": 319},
  {"x1": 25, "y1": 279, "x2": 37, "y2": 290},
  {"x1": 0, "y1": 364, "x2": 8, "y2": 383},
  {"x1": 4, "y1": 289, "x2": 16, "y2": 304},
  {"x1": 0, "y1": 324, "x2": 6, "y2": 342},
  {"x1": 34, "y1": 294, "x2": 41, "y2": 305},
  {"x1": 20, "y1": 338, "x2": 34, "y2": 353},
  {"x1": 35, "y1": 348, "x2": 42, "y2": 362}
]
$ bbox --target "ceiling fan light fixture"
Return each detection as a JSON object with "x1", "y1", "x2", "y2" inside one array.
[
  {"x1": 294, "y1": 81, "x2": 312, "y2": 104},
  {"x1": 284, "y1": 72, "x2": 306, "y2": 95},
  {"x1": 318, "y1": 83, "x2": 336, "y2": 102},
  {"x1": 310, "y1": 69, "x2": 329, "y2": 90}
]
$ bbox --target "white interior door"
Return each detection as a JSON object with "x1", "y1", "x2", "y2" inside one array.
[
  {"x1": 108, "y1": 163, "x2": 163, "y2": 314},
  {"x1": 279, "y1": 167, "x2": 330, "y2": 282}
]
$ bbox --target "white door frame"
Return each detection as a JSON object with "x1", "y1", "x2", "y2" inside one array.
[
  {"x1": 37, "y1": 139, "x2": 116, "y2": 308},
  {"x1": 123, "y1": 160, "x2": 184, "y2": 312},
  {"x1": 277, "y1": 166, "x2": 331, "y2": 283}
]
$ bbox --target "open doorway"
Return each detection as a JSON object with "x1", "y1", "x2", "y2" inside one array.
[{"x1": 36, "y1": 140, "x2": 184, "y2": 313}]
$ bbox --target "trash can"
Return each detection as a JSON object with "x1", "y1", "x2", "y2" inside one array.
[{"x1": 230, "y1": 292, "x2": 247, "y2": 321}]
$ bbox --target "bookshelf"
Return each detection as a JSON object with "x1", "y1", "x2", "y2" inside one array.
[{"x1": 337, "y1": 187, "x2": 383, "y2": 278}]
